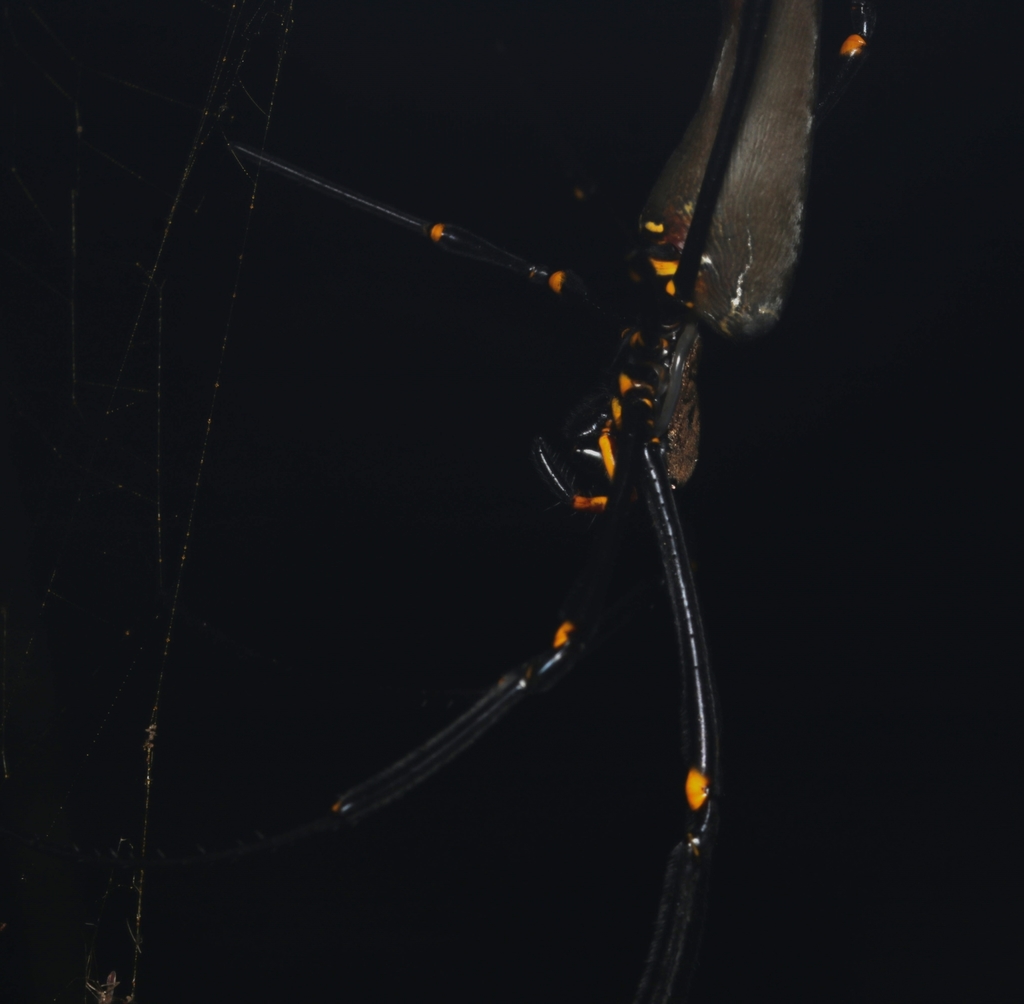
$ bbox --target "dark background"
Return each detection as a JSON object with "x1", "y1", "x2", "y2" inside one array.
[{"x1": 1, "y1": 1, "x2": 1017, "y2": 1001}]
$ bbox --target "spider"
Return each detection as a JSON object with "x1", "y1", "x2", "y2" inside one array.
[{"x1": 1, "y1": 1, "x2": 875, "y2": 999}]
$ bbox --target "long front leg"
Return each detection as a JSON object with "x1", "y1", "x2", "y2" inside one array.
[{"x1": 631, "y1": 442, "x2": 720, "y2": 1004}]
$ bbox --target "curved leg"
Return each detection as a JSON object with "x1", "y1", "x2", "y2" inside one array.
[{"x1": 631, "y1": 442, "x2": 720, "y2": 1004}]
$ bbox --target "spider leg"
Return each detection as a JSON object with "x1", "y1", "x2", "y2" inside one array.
[
  {"x1": 230, "y1": 142, "x2": 591, "y2": 301},
  {"x1": 1, "y1": 427, "x2": 643, "y2": 868},
  {"x1": 631, "y1": 441, "x2": 719, "y2": 1004},
  {"x1": 815, "y1": 1, "x2": 876, "y2": 123},
  {"x1": 0, "y1": 632, "x2": 594, "y2": 867},
  {"x1": 334, "y1": 650, "x2": 545, "y2": 825},
  {"x1": 531, "y1": 433, "x2": 580, "y2": 506},
  {"x1": 340, "y1": 413, "x2": 640, "y2": 820}
]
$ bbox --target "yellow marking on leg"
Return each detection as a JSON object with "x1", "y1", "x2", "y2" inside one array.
[
  {"x1": 572, "y1": 495, "x2": 608, "y2": 512},
  {"x1": 686, "y1": 767, "x2": 710, "y2": 811},
  {"x1": 430, "y1": 223, "x2": 446, "y2": 242},
  {"x1": 598, "y1": 429, "x2": 616, "y2": 480},
  {"x1": 610, "y1": 396, "x2": 622, "y2": 428},
  {"x1": 649, "y1": 257, "x2": 679, "y2": 276},
  {"x1": 644, "y1": 220, "x2": 665, "y2": 233},
  {"x1": 840, "y1": 33, "x2": 867, "y2": 57},
  {"x1": 553, "y1": 620, "x2": 575, "y2": 648},
  {"x1": 619, "y1": 373, "x2": 654, "y2": 402},
  {"x1": 549, "y1": 270, "x2": 567, "y2": 294}
]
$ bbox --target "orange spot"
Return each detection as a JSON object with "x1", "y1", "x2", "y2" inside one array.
[
  {"x1": 430, "y1": 223, "x2": 446, "y2": 242},
  {"x1": 686, "y1": 768, "x2": 710, "y2": 811},
  {"x1": 573, "y1": 186, "x2": 587, "y2": 201},
  {"x1": 629, "y1": 330, "x2": 645, "y2": 347},
  {"x1": 598, "y1": 429, "x2": 616, "y2": 480},
  {"x1": 572, "y1": 495, "x2": 608, "y2": 512},
  {"x1": 553, "y1": 621, "x2": 575, "y2": 647},
  {"x1": 644, "y1": 220, "x2": 665, "y2": 233},
  {"x1": 840, "y1": 33, "x2": 867, "y2": 57},
  {"x1": 610, "y1": 397, "x2": 622, "y2": 427},
  {"x1": 331, "y1": 799, "x2": 342, "y2": 814},
  {"x1": 619, "y1": 373, "x2": 654, "y2": 400},
  {"x1": 649, "y1": 256, "x2": 679, "y2": 276},
  {"x1": 549, "y1": 270, "x2": 567, "y2": 294},
  {"x1": 665, "y1": 279, "x2": 677, "y2": 297}
]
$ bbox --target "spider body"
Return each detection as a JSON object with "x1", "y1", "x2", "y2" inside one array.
[{"x1": 642, "y1": 0, "x2": 820, "y2": 339}]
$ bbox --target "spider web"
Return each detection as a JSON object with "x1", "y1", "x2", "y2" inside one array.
[{"x1": 0, "y1": 1, "x2": 301, "y2": 998}]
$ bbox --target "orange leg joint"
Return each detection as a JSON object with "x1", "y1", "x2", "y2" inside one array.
[
  {"x1": 685, "y1": 767, "x2": 710, "y2": 811},
  {"x1": 572, "y1": 496, "x2": 608, "y2": 512},
  {"x1": 552, "y1": 621, "x2": 575, "y2": 648},
  {"x1": 598, "y1": 429, "x2": 616, "y2": 480},
  {"x1": 840, "y1": 33, "x2": 867, "y2": 57}
]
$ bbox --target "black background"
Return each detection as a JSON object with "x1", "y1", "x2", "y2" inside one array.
[{"x1": 1, "y1": 1, "x2": 1017, "y2": 1002}]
